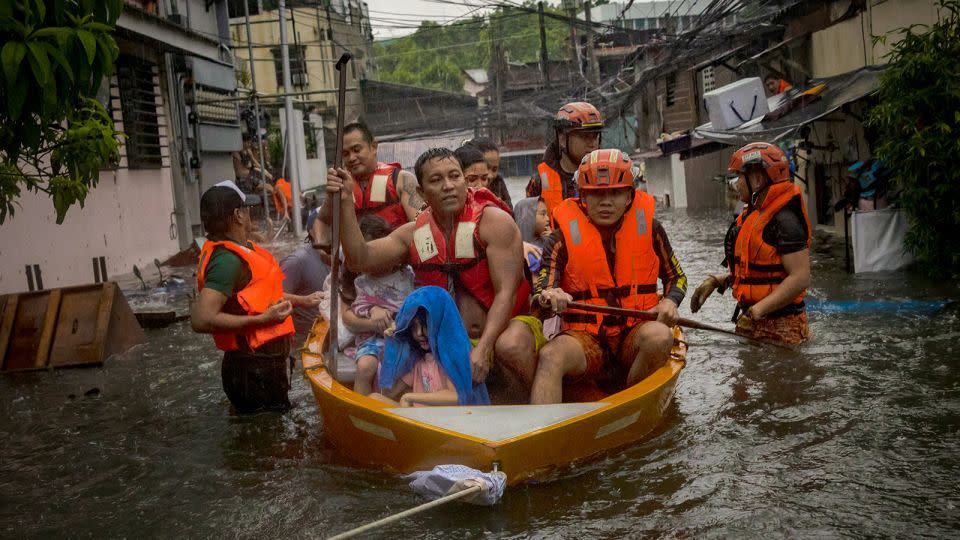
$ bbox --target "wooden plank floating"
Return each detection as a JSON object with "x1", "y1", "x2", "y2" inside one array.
[{"x1": 0, "y1": 283, "x2": 145, "y2": 373}]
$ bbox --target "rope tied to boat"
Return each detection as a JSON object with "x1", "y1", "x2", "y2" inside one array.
[{"x1": 327, "y1": 465, "x2": 507, "y2": 539}]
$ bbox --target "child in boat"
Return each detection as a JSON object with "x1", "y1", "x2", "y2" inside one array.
[
  {"x1": 374, "y1": 286, "x2": 490, "y2": 406},
  {"x1": 319, "y1": 265, "x2": 358, "y2": 360},
  {"x1": 514, "y1": 196, "x2": 552, "y2": 274},
  {"x1": 370, "y1": 311, "x2": 459, "y2": 407},
  {"x1": 346, "y1": 215, "x2": 415, "y2": 395}
]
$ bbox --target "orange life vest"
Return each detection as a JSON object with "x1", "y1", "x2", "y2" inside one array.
[
  {"x1": 352, "y1": 162, "x2": 407, "y2": 229},
  {"x1": 537, "y1": 162, "x2": 566, "y2": 220},
  {"x1": 554, "y1": 191, "x2": 660, "y2": 336},
  {"x1": 197, "y1": 239, "x2": 294, "y2": 351},
  {"x1": 272, "y1": 177, "x2": 292, "y2": 214},
  {"x1": 731, "y1": 181, "x2": 811, "y2": 309},
  {"x1": 409, "y1": 188, "x2": 530, "y2": 315}
]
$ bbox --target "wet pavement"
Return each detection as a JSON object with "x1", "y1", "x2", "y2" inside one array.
[{"x1": 2, "y1": 181, "x2": 958, "y2": 537}]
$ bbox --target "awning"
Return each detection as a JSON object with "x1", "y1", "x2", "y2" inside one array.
[
  {"x1": 693, "y1": 65, "x2": 885, "y2": 147},
  {"x1": 117, "y1": 5, "x2": 222, "y2": 62}
]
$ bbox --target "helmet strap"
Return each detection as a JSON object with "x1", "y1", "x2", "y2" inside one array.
[{"x1": 558, "y1": 132, "x2": 578, "y2": 173}]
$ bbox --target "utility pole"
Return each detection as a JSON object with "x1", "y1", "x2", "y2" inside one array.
[
  {"x1": 538, "y1": 1, "x2": 550, "y2": 87},
  {"x1": 278, "y1": 0, "x2": 303, "y2": 236},
  {"x1": 583, "y1": 0, "x2": 599, "y2": 84},
  {"x1": 243, "y1": 0, "x2": 269, "y2": 229},
  {"x1": 567, "y1": 2, "x2": 583, "y2": 79}
]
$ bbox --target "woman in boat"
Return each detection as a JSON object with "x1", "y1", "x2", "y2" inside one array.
[
  {"x1": 347, "y1": 215, "x2": 415, "y2": 396},
  {"x1": 374, "y1": 286, "x2": 490, "y2": 406},
  {"x1": 688, "y1": 142, "x2": 812, "y2": 345}
]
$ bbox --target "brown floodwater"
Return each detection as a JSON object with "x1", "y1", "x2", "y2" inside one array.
[{"x1": 2, "y1": 184, "x2": 958, "y2": 537}]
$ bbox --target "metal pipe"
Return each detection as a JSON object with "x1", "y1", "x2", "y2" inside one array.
[
  {"x1": 279, "y1": 0, "x2": 303, "y2": 237},
  {"x1": 243, "y1": 0, "x2": 270, "y2": 231}
]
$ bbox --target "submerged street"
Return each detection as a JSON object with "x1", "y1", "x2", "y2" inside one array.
[{"x1": 2, "y1": 193, "x2": 957, "y2": 537}]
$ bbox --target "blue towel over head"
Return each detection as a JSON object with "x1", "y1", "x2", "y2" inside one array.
[{"x1": 379, "y1": 286, "x2": 490, "y2": 405}]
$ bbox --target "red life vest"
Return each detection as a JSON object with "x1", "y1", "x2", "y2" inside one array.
[
  {"x1": 409, "y1": 188, "x2": 530, "y2": 315},
  {"x1": 731, "y1": 181, "x2": 811, "y2": 309},
  {"x1": 197, "y1": 239, "x2": 294, "y2": 351},
  {"x1": 537, "y1": 161, "x2": 565, "y2": 221},
  {"x1": 554, "y1": 191, "x2": 660, "y2": 336},
  {"x1": 352, "y1": 162, "x2": 407, "y2": 229}
]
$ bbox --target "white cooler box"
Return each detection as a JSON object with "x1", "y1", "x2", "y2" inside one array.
[{"x1": 703, "y1": 77, "x2": 769, "y2": 131}]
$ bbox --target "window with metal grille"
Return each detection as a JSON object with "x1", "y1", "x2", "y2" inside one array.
[
  {"x1": 666, "y1": 73, "x2": 677, "y2": 107},
  {"x1": 271, "y1": 45, "x2": 308, "y2": 87},
  {"x1": 117, "y1": 56, "x2": 162, "y2": 169},
  {"x1": 701, "y1": 66, "x2": 716, "y2": 94}
]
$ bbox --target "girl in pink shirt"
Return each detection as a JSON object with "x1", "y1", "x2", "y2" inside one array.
[{"x1": 371, "y1": 314, "x2": 459, "y2": 407}]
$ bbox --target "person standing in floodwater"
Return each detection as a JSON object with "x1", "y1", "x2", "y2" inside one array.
[
  {"x1": 191, "y1": 180, "x2": 320, "y2": 413},
  {"x1": 689, "y1": 142, "x2": 812, "y2": 345}
]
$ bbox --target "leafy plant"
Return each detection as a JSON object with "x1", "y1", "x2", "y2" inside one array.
[
  {"x1": 0, "y1": 0, "x2": 123, "y2": 224},
  {"x1": 868, "y1": 0, "x2": 960, "y2": 275}
]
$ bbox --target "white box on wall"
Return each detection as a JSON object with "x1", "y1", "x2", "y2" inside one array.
[{"x1": 703, "y1": 77, "x2": 770, "y2": 131}]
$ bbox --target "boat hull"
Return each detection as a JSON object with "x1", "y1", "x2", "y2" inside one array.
[{"x1": 302, "y1": 320, "x2": 686, "y2": 485}]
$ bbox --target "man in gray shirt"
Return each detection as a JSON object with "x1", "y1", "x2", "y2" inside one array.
[{"x1": 280, "y1": 215, "x2": 331, "y2": 362}]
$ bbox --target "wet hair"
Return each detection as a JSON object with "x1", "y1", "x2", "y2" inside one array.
[
  {"x1": 414, "y1": 147, "x2": 458, "y2": 185},
  {"x1": 764, "y1": 73, "x2": 781, "y2": 82},
  {"x1": 359, "y1": 215, "x2": 391, "y2": 241},
  {"x1": 466, "y1": 137, "x2": 498, "y2": 154},
  {"x1": 454, "y1": 144, "x2": 486, "y2": 171},
  {"x1": 343, "y1": 121, "x2": 375, "y2": 145}
]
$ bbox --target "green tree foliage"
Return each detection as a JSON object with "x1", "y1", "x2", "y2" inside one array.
[
  {"x1": 374, "y1": 3, "x2": 571, "y2": 92},
  {"x1": 868, "y1": 0, "x2": 960, "y2": 275},
  {"x1": 0, "y1": 0, "x2": 123, "y2": 225}
]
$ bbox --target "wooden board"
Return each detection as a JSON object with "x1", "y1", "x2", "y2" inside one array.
[
  {"x1": 3, "y1": 292, "x2": 52, "y2": 371},
  {"x1": 1, "y1": 282, "x2": 146, "y2": 372}
]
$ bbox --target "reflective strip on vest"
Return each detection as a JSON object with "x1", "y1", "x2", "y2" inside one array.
[
  {"x1": 197, "y1": 239, "x2": 294, "y2": 351},
  {"x1": 537, "y1": 162, "x2": 565, "y2": 221},
  {"x1": 554, "y1": 191, "x2": 660, "y2": 336},
  {"x1": 409, "y1": 188, "x2": 530, "y2": 315},
  {"x1": 732, "y1": 181, "x2": 811, "y2": 307}
]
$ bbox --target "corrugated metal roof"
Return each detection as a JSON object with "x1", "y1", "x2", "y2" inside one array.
[{"x1": 463, "y1": 69, "x2": 489, "y2": 84}]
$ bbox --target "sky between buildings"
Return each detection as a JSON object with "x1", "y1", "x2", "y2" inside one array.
[{"x1": 364, "y1": 0, "x2": 492, "y2": 39}]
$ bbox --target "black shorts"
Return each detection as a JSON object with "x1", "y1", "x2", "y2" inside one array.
[{"x1": 221, "y1": 339, "x2": 292, "y2": 413}]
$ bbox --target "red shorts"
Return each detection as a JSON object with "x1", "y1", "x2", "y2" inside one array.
[{"x1": 560, "y1": 323, "x2": 665, "y2": 401}]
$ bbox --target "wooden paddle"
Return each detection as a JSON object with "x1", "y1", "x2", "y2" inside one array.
[
  {"x1": 327, "y1": 52, "x2": 352, "y2": 382},
  {"x1": 566, "y1": 301, "x2": 794, "y2": 350}
]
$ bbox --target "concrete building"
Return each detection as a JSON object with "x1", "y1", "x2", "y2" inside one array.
[
  {"x1": 228, "y1": 0, "x2": 375, "y2": 129},
  {"x1": 586, "y1": 1, "x2": 711, "y2": 33},
  {"x1": 0, "y1": 0, "x2": 244, "y2": 295}
]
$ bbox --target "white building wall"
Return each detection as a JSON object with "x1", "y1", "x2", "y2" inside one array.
[{"x1": 0, "y1": 167, "x2": 179, "y2": 295}]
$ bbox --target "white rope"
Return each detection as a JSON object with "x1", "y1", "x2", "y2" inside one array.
[{"x1": 326, "y1": 484, "x2": 483, "y2": 540}]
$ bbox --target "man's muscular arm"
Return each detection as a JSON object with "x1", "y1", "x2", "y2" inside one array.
[
  {"x1": 327, "y1": 167, "x2": 413, "y2": 274},
  {"x1": 471, "y1": 206, "x2": 524, "y2": 381},
  {"x1": 398, "y1": 171, "x2": 425, "y2": 222}
]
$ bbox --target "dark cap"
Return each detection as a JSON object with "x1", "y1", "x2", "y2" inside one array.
[{"x1": 200, "y1": 180, "x2": 261, "y2": 233}]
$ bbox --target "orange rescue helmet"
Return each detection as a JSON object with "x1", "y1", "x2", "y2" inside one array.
[
  {"x1": 729, "y1": 142, "x2": 790, "y2": 184},
  {"x1": 577, "y1": 149, "x2": 635, "y2": 191},
  {"x1": 555, "y1": 102, "x2": 603, "y2": 132}
]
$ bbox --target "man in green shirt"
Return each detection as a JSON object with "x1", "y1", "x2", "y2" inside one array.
[{"x1": 192, "y1": 180, "x2": 319, "y2": 413}]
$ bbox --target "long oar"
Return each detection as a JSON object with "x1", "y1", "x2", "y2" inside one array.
[
  {"x1": 327, "y1": 52, "x2": 352, "y2": 382},
  {"x1": 328, "y1": 485, "x2": 482, "y2": 540},
  {"x1": 566, "y1": 301, "x2": 794, "y2": 350}
]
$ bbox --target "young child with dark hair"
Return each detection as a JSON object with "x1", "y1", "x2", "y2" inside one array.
[
  {"x1": 345, "y1": 215, "x2": 415, "y2": 395},
  {"x1": 370, "y1": 310, "x2": 459, "y2": 407}
]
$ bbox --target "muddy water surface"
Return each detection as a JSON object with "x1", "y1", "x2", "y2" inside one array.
[{"x1": 2, "y1": 184, "x2": 958, "y2": 537}]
